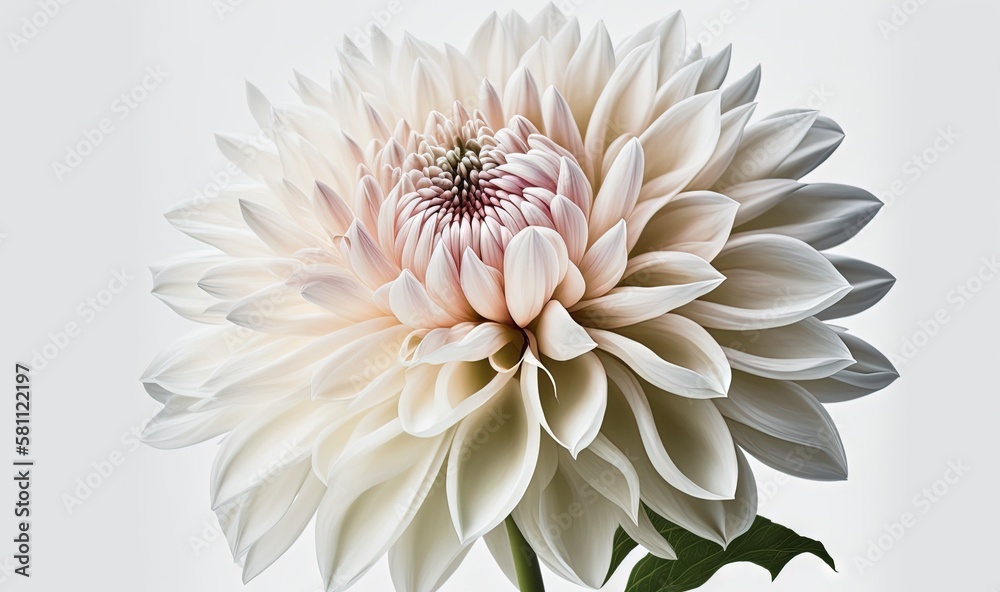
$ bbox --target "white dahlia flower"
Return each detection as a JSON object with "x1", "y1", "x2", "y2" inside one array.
[{"x1": 144, "y1": 6, "x2": 897, "y2": 591}]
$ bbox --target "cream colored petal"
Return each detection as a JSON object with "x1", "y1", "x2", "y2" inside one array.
[
  {"x1": 563, "y1": 22, "x2": 615, "y2": 134},
  {"x1": 316, "y1": 429, "x2": 450, "y2": 591},
  {"x1": 632, "y1": 191, "x2": 739, "y2": 261},
  {"x1": 592, "y1": 314, "x2": 731, "y2": 399},
  {"x1": 522, "y1": 352, "x2": 607, "y2": 457},
  {"x1": 447, "y1": 380, "x2": 540, "y2": 542},
  {"x1": 534, "y1": 300, "x2": 597, "y2": 361},
  {"x1": 585, "y1": 41, "x2": 660, "y2": 153},
  {"x1": 389, "y1": 269, "x2": 463, "y2": 329},
  {"x1": 389, "y1": 466, "x2": 472, "y2": 592},
  {"x1": 460, "y1": 248, "x2": 513, "y2": 324},
  {"x1": 686, "y1": 102, "x2": 757, "y2": 191},
  {"x1": 589, "y1": 140, "x2": 643, "y2": 241},
  {"x1": 579, "y1": 220, "x2": 628, "y2": 299},
  {"x1": 603, "y1": 356, "x2": 736, "y2": 499},
  {"x1": 504, "y1": 227, "x2": 569, "y2": 326},
  {"x1": 573, "y1": 251, "x2": 724, "y2": 329},
  {"x1": 638, "y1": 91, "x2": 722, "y2": 191}
]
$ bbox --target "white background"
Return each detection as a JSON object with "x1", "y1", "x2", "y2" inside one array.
[{"x1": 1, "y1": 0, "x2": 998, "y2": 590}]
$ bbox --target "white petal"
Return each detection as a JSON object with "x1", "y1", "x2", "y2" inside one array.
[
  {"x1": 549, "y1": 194, "x2": 588, "y2": 265},
  {"x1": 716, "y1": 109, "x2": 819, "y2": 189},
  {"x1": 589, "y1": 138, "x2": 643, "y2": 241},
  {"x1": 771, "y1": 115, "x2": 844, "y2": 180},
  {"x1": 616, "y1": 12, "x2": 686, "y2": 83},
  {"x1": 535, "y1": 300, "x2": 597, "y2": 361},
  {"x1": 687, "y1": 102, "x2": 757, "y2": 190},
  {"x1": 616, "y1": 507, "x2": 677, "y2": 560},
  {"x1": 585, "y1": 41, "x2": 659, "y2": 153},
  {"x1": 709, "y1": 317, "x2": 855, "y2": 381},
  {"x1": 533, "y1": 458, "x2": 619, "y2": 588},
  {"x1": 572, "y1": 251, "x2": 724, "y2": 329},
  {"x1": 241, "y1": 471, "x2": 326, "y2": 582},
  {"x1": 389, "y1": 269, "x2": 463, "y2": 329},
  {"x1": 522, "y1": 352, "x2": 607, "y2": 456},
  {"x1": 198, "y1": 257, "x2": 297, "y2": 300},
  {"x1": 572, "y1": 434, "x2": 641, "y2": 521},
  {"x1": 557, "y1": 156, "x2": 595, "y2": 217},
  {"x1": 725, "y1": 178, "x2": 804, "y2": 226},
  {"x1": 591, "y1": 314, "x2": 730, "y2": 399},
  {"x1": 466, "y1": 12, "x2": 518, "y2": 85},
  {"x1": 579, "y1": 220, "x2": 628, "y2": 298},
  {"x1": 447, "y1": 380, "x2": 539, "y2": 542},
  {"x1": 600, "y1": 384, "x2": 752, "y2": 544},
  {"x1": 289, "y1": 264, "x2": 384, "y2": 322},
  {"x1": 460, "y1": 249, "x2": 513, "y2": 324},
  {"x1": 504, "y1": 66, "x2": 544, "y2": 131},
  {"x1": 697, "y1": 44, "x2": 732, "y2": 93},
  {"x1": 720, "y1": 65, "x2": 761, "y2": 113},
  {"x1": 543, "y1": 89, "x2": 590, "y2": 178},
  {"x1": 227, "y1": 283, "x2": 344, "y2": 335},
  {"x1": 504, "y1": 227, "x2": 568, "y2": 326},
  {"x1": 563, "y1": 22, "x2": 615, "y2": 137},
  {"x1": 716, "y1": 373, "x2": 849, "y2": 481},
  {"x1": 679, "y1": 234, "x2": 851, "y2": 330},
  {"x1": 316, "y1": 429, "x2": 450, "y2": 591},
  {"x1": 796, "y1": 332, "x2": 899, "y2": 403},
  {"x1": 407, "y1": 321, "x2": 520, "y2": 366},
  {"x1": 483, "y1": 525, "x2": 519, "y2": 589},
  {"x1": 311, "y1": 324, "x2": 412, "y2": 399},
  {"x1": 649, "y1": 58, "x2": 705, "y2": 118},
  {"x1": 239, "y1": 199, "x2": 319, "y2": 256},
  {"x1": 817, "y1": 255, "x2": 895, "y2": 320},
  {"x1": 400, "y1": 359, "x2": 515, "y2": 437},
  {"x1": 638, "y1": 91, "x2": 722, "y2": 193},
  {"x1": 733, "y1": 183, "x2": 884, "y2": 250},
  {"x1": 603, "y1": 356, "x2": 737, "y2": 499},
  {"x1": 141, "y1": 395, "x2": 251, "y2": 449},
  {"x1": 342, "y1": 220, "x2": 400, "y2": 290},
  {"x1": 389, "y1": 467, "x2": 471, "y2": 592},
  {"x1": 210, "y1": 400, "x2": 338, "y2": 509},
  {"x1": 631, "y1": 191, "x2": 739, "y2": 261},
  {"x1": 151, "y1": 253, "x2": 229, "y2": 323}
]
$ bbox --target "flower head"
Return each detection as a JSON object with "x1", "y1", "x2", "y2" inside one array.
[{"x1": 144, "y1": 6, "x2": 897, "y2": 591}]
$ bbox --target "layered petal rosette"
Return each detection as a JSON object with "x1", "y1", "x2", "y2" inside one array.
[{"x1": 143, "y1": 6, "x2": 897, "y2": 591}]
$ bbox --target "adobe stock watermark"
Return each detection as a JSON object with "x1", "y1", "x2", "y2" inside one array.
[
  {"x1": 212, "y1": 0, "x2": 252, "y2": 21},
  {"x1": 853, "y1": 459, "x2": 970, "y2": 574},
  {"x1": 61, "y1": 417, "x2": 147, "y2": 514},
  {"x1": 845, "y1": 125, "x2": 959, "y2": 241},
  {"x1": 889, "y1": 255, "x2": 997, "y2": 367},
  {"x1": 51, "y1": 65, "x2": 168, "y2": 181},
  {"x1": 7, "y1": 0, "x2": 72, "y2": 54},
  {"x1": 878, "y1": 0, "x2": 932, "y2": 40},
  {"x1": 28, "y1": 268, "x2": 135, "y2": 373},
  {"x1": 876, "y1": 126, "x2": 958, "y2": 212},
  {"x1": 347, "y1": 0, "x2": 406, "y2": 49},
  {"x1": 691, "y1": 0, "x2": 754, "y2": 49}
]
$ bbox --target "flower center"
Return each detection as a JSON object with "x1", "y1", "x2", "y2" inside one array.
[{"x1": 392, "y1": 104, "x2": 566, "y2": 273}]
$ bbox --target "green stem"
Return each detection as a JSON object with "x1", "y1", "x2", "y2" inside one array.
[{"x1": 505, "y1": 515, "x2": 545, "y2": 592}]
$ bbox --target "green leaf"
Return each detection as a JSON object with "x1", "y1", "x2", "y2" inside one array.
[
  {"x1": 605, "y1": 525, "x2": 639, "y2": 583},
  {"x1": 608, "y1": 512, "x2": 836, "y2": 592}
]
